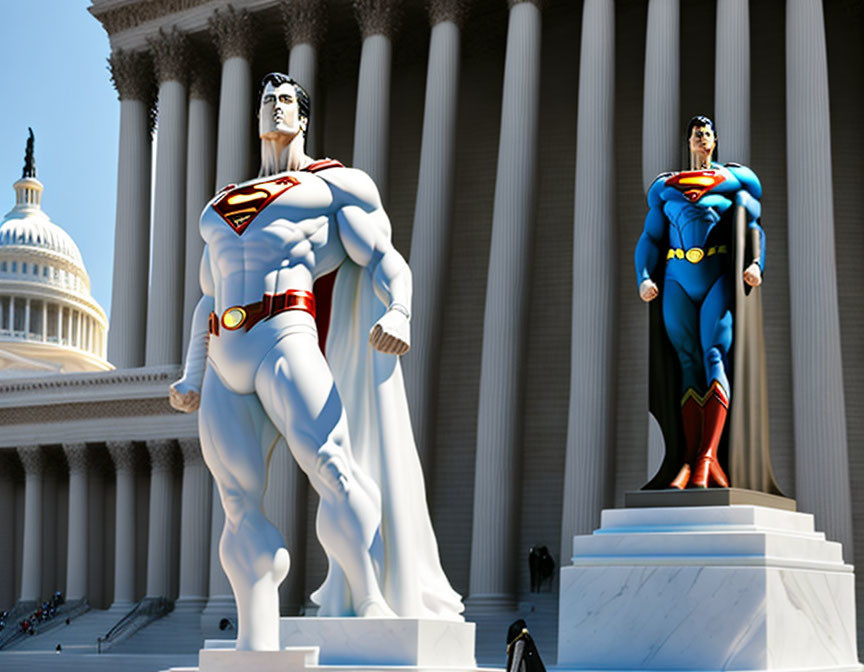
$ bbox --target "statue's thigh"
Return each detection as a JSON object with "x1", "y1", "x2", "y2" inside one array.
[
  {"x1": 253, "y1": 333, "x2": 348, "y2": 474},
  {"x1": 662, "y1": 279, "x2": 700, "y2": 361},
  {"x1": 199, "y1": 366, "x2": 272, "y2": 502}
]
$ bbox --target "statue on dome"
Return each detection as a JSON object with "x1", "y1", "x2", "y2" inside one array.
[
  {"x1": 170, "y1": 72, "x2": 462, "y2": 651},
  {"x1": 635, "y1": 115, "x2": 781, "y2": 494},
  {"x1": 23, "y1": 128, "x2": 36, "y2": 179}
]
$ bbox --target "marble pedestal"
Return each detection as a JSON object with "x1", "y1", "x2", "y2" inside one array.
[
  {"x1": 558, "y1": 506, "x2": 862, "y2": 672},
  {"x1": 169, "y1": 617, "x2": 484, "y2": 672}
]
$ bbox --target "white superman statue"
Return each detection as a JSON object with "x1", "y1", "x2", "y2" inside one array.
[{"x1": 170, "y1": 72, "x2": 463, "y2": 651}]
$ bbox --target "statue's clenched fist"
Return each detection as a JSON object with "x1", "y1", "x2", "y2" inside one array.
[
  {"x1": 369, "y1": 306, "x2": 410, "y2": 356},
  {"x1": 169, "y1": 378, "x2": 201, "y2": 413}
]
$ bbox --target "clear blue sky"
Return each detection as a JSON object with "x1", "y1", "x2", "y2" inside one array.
[{"x1": 0, "y1": 0, "x2": 118, "y2": 314}]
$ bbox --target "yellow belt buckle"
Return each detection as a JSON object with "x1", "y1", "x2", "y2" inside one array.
[
  {"x1": 685, "y1": 247, "x2": 704, "y2": 263},
  {"x1": 221, "y1": 306, "x2": 247, "y2": 331}
]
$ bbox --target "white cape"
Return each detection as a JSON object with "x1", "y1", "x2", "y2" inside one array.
[{"x1": 310, "y1": 260, "x2": 464, "y2": 620}]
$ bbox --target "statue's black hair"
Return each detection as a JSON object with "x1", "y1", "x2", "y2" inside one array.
[{"x1": 258, "y1": 72, "x2": 311, "y2": 134}]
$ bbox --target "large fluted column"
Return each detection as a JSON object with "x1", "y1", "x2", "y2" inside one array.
[
  {"x1": 63, "y1": 443, "x2": 89, "y2": 600},
  {"x1": 182, "y1": 56, "x2": 218, "y2": 351},
  {"x1": 262, "y1": 439, "x2": 308, "y2": 615},
  {"x1": 786, "y1": 0, "x2": 853, "y2": 560},
  {"x1": 176, "y1": 439, "x2": 212, "y2": 612},
  {"x1": 108, "y1": 441, "x2": 137, "y2": 607},
  {"x1": 107, "y1": 51, "x2": 154, "y2": 368},
  {"x1": 642, "y1": 0, "x2": 679, "y2": 474},
  {"x1": 560, "y1": 0, "x2": 616, "y2": 565},
  {"x1": 210, "y1": 6, "x2": 256, "y2": 188},
  {"x1": 404, "y1": 0, "x2": 467, "y2": 470},
  {"x1": 145, "y1": 440, "x2": 177, "y2": 598},
  {"x1": 352, "y1": 0, "x2": 399, "y2": 202},
  {"x1": 282, "y1": 0, "x2": 325, "y2": 158},
  {"x1": 18, "y1": 446, "x2": 43, "y2": 603},
  {"x1": 715, "y1": 0, "x2": 749, "y2": 164},
  {"x1": 0, "y1": 454, "x2": 16, "y2": 608},
  {"x1": 468, "y1": 0, "x2": 541, "y2": 613},
  {"x1": 146, "y1": 30, "x2": 189, "y2": 366}
]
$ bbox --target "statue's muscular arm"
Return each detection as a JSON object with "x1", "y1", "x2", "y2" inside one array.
[
  {"x1": 169, "y1": 245, "x2": 215, "y2": 412},
  {"x1": 635, "y1": 176, "x2": 669, "y2": 302},
  {"x1": 323, "y1": 168, "x2": 412, "y2": 356}
]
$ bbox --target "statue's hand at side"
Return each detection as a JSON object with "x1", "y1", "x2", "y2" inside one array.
[
  {"x1": 743, "y1": 262, "x2": 762, "y2": 287},
  {"x1": 169, "y1": 378, "x2": 201, "y2": 413},
  {"x1": 639, "y1": 278, "x2": 659, "y2": 302},
  {"x1": 369, "y1": 306, "x2": 410, "y2": 356}
]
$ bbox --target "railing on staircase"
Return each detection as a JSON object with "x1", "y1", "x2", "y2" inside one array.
[{"x1": 97, "y1": 597, "x2": 174, "y2": 653}]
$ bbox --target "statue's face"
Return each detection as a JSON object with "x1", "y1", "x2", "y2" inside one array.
[
  {"x1": 259, "y1": 81, "x2": 306, "y2": 140},
  {"x1": 688, "y1": 125, "x2": 716, "y2": 161}
]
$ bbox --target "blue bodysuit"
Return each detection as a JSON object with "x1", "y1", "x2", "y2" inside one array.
[{"x1": 635, "y1": 163, "x2": 764, "y2": 403}]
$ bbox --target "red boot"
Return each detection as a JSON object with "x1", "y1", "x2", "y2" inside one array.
[
  {"x1": 669, "y1": 391, "x2": 703, "y2": 489},
  {"x1": 689, "y1": 383, "x2": 730, "y2": 488}
]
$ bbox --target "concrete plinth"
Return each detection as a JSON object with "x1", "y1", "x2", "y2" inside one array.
[
  {"x1": 168, "y1": 618, "x2": 487, "y2": 672},
  {"x1": 558, "y1": 505, "x2": 862, "y2": 672}
]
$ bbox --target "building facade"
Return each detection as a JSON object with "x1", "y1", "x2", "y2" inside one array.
[{"x1": 0, "y1": 0, "x2": 861, "y2": 661}]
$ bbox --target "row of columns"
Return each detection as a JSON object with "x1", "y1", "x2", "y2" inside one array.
[
  {"x1": 12, "y1": 441, "x2": 211, "y2": 609},
  {"x1": 0, "y1": 297, "x2": 105, "y2": 355},
  {"x1": 99, "y1": 0, "x2": 855, "y2": 614}
]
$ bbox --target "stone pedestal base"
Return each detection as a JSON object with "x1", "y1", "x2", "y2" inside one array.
[
  {"x1": 558, "y1": 505, "x2": 862, "y2": 672},
  {"x1": 166, "y1": 617, "x2": 485, "y2": 672}
]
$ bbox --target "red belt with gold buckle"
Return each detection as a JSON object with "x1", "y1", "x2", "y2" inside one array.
[{"x1": 208, "y1": 290, "x2": 316, "y2": 336}]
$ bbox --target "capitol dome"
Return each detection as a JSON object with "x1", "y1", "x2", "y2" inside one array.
[{"x1": 0, "y1": 130, "x2": 111, "y2": 374}]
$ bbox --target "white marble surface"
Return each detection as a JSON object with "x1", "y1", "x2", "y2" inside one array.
[
  {"x1": 279, "y1": 617, "x2": 476, "y2": 666},
  {"x1": 558, "y1": 506, "x2": 862, "y2": 671},
  {"x1": 198, "y1": 647, "x2": 318, "y2": 672}
]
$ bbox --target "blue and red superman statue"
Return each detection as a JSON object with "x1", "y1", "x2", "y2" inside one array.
[{"x1": 635, "y1": 116, "x2": 781, "y2": 493}]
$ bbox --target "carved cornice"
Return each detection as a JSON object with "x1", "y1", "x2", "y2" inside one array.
[
  {"x1": 209, "y1": 5, "x2": 256, "y2": 61},
  {"x1": 63, "y1": 443, "x2": 89, "y2": 473},
  {"x1": 148, "y1": 27, "x2": 190, "y2": 84},
  {"x1": 17, "y1": 445, "x2": 43, "y2": 475},
  {"x1": 108, "y1": 49, "x2": 156, "y2": 102},
  {"x1": 0, "y1": 365, "x2": 179, "y2": 397},
  {"x1": 178, "y1": 438, "x2": 204, "y2": 466},
  {"x1": 147, "y1": 439, "x2": 177, "y2": 473},
  {"x1": 427, "y1": 0, "x2": 470, "y2": 26},
  {"x1": 107, "y1": 441, "x2": 138, "y2": 472},
  {"x1": 90, "y1": 0, "x2": 212, "y2": 36},
  {"x1": 281, "y1": 0, "x2": 327, "y2": 48},
  {"x1": 188, "y1": 49, "x2": 220, "y2": 103},
  {"x1": 353, "y1": 0, "x2": 401, "y2": 39}
]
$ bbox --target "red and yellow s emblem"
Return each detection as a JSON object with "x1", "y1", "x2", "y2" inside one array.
[
  {"x1": 665, "y1": 170, "x2": 725, "y2": 203},
  {"x1": 212, "y1": 176, "x2": 300, "y2": 235}
]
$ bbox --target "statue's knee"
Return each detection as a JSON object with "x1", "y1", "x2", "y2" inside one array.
[
  {"x1": 705, "y1": 347, "x2": 724, "y2": 369},
  {"x1": 315, "y1": 445, "x2": 351, "y2": 496}
]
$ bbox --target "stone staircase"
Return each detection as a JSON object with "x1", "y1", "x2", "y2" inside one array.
[
  {"x1": 109, "y1": 608, "x2": 209, "y2": 654},
  {"x1": 469, "y1": 591, "x2": 558, "y2": 667},
  {"x1": 7, "y1": 606, "x2": 123, "y2": 653}
]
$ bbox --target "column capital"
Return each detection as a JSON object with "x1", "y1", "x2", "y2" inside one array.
[
  {"x1": 177, "y1": 438, "x2": 205, "y2": 467},
  {"x1": 428, "y1": 0, "x2": 470, "y2": 27},
  {"x1": 281, "y1": 0, "x2": 327, "y2": 48},
  {"x1": 108, "y1": 49, "x2": 155, "y2": 102},
  {"x1": 147, "y1": 439, "x2": 177, "y2": 474},
  {"x1": 209, "y1": 5, "x2": 256, "y2": 62},
  {"x1": 17, "y1": 445, "x2": 43, "y2": 476},
  {"x1": 354, "y1": 0, "x2": 401, "y2": 39},
  {"x1": 507, "y1": 0, "x2": 543, "y2": 9},
  {"x1": 148, "y1": 27, "x2": 190, "y2": 84},
  {"x1": 63, "y1": 443, "x2": 89, "y2": 474},
  {"x1": 107, "y1": 441, "x2": 138, "y2": 473},
  {"x1": 189, "y1": 49, "x2": 220, "y2": 104}
]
